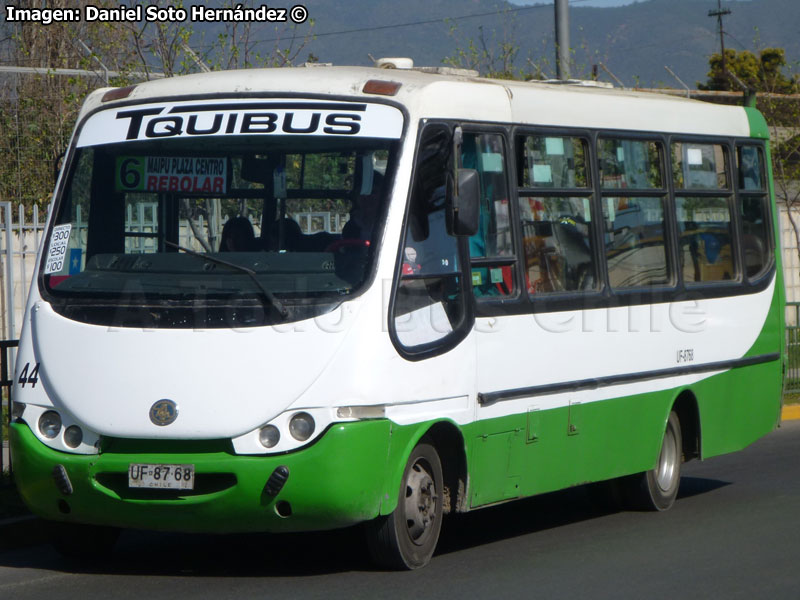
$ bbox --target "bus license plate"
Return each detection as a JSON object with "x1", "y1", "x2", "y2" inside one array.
[{"x1": 128, "y1": 464, "x2": 195, "y2": 490}]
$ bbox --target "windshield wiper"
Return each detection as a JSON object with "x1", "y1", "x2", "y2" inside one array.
[{"x1": 164, "y1": 241, "x2": 288, "y2": 320}]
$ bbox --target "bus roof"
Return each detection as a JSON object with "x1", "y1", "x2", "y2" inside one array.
[{"x1": 83, "y1": 65, "x2": 753, "y2": 138}]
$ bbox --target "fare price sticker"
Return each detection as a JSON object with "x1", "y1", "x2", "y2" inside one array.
[{"x1": 44, "y1": 224, "x2": 72, "y2": 275}]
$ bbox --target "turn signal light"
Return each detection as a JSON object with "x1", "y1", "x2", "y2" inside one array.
[
  {"x1": 362, "y1": 80, "x2": 401, "y2": 96},
  {"x1": 102, "y1": 86, "x2": 136, "y2": 102}
]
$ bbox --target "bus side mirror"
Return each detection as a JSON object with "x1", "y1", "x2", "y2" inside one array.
[{"x1": 448, "y1": 168, "x2": 480, "y2": 236}]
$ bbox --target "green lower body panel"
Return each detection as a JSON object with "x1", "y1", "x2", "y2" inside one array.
[
  {"x1": 465, "y1": 390, "x2": 674, "y2": 508},
  {"x1": 694, "y1": 360, "x2": 783, "y2": 458},
  {"x1": 10, "y1": 420, "x2": 393, "y2": 533},
  {"x1": 11, "y1": 359, "x2": 783, "y2": 528},
  {"x1": 464, "y1": 364, "x2": 782, "y2": 509}
]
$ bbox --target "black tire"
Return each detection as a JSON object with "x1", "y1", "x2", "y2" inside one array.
[
  {"x1": 48, "y1": 521, "x2": 120, "y2": 562},
  {"x1": 626, "y1": 411, "x2": 683, "y2": 511},
  {"x1": 366, "y1": 442, "x2": 443, "y2": 570}
]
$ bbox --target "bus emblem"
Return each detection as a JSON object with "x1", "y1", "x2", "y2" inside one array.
[{"x1": 150, "y1": 399, "x2": 178, "y2": 426}]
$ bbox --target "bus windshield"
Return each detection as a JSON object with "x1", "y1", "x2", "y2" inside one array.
[{"x1": 42, "y1": 133, "x2": 398, "y2": 329}]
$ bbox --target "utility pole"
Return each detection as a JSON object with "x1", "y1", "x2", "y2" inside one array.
[
  {"x1": 708, "y1": 0, "x2": 732, "y2": 87},
  {"x1": 554, "y1": 0, "x2": 570, "y2": 81}
]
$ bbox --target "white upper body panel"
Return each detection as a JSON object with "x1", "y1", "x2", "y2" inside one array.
[
  {"x1": 14, "y1": 65, "x2": 762, "y2": 445},
  {"x1": 77, "y1": 66, "x2": 751, "y2": 138}
]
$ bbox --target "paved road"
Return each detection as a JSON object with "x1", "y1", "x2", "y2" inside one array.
[{"x1": 1, "y1": 421, "x2": 799, "y2": 600}]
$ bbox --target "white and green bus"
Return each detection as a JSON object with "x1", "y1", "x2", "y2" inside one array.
[{"x1": 10, "y1": 65, "x2": 784, "y2": 569}]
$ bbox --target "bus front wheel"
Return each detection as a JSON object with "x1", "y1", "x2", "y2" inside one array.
[{"x1": 366, "y1": 442, "x2": 443, "y2": 570}]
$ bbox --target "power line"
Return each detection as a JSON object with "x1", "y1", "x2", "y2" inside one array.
[
  {"x1": 708, "y1": 0, "x2": 732, "y2": 80},
  {"x1": 236, "y1": 2, "x2": 592, "y2": 48},
  {"x1": 608, "y1": 30, "x2": 716, "y2": 56}
]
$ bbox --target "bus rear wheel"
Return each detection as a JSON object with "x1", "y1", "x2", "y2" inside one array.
[
  {"x1": 630, "y1": 410, "x2": 682, "y2": 511},
  {"x1": 366, "y1": 442, "x2": 443, "y2": 570}
]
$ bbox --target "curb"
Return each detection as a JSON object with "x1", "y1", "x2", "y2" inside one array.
[{"x1": 782, "y1": 405, "x2": 800, "y2": 421}]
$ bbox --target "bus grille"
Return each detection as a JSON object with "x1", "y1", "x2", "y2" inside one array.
[{"x1": 94, "y1": 472, "x2": 237, "y2": 500}]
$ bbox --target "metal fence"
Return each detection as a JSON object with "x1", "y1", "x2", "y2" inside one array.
[
  {"x1": 0, "y1": 202, "x2": 48, "y2": 341},
  {"x1": 785, "y1": 302, "x2": 800, "y2": 394},
  {"x1": 1, "y1": 339, "x2": 19, "y2": 482}
]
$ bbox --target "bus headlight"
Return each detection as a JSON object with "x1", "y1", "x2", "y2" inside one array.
[
  {"x1": 231, "y1": 409, "x2": 331, "y2": 455},
  {"x1": 259, "y1": 425, "x2": 280, "y2": 448},
  {"x1": 289, "y1": 412, "x2": 315, "y2": 441},
  {"x1": 38, "y1": 411, "x2": 62, "y2": 439},
  {"x1": 64, "y1": 425, "x2": 83, "y2": 449}
]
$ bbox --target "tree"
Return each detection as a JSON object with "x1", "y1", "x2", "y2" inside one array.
[
  {"x1": 204, "y1": 1, "x2": 315, "y2": 71},
  {"x1": 699, "y1": 47, "x2": 799, "y2": 93},
  {"x1": 443, "y1": 8, "x2": 600, "y2": 83},
  {"x1": 0, "y1": 0, "x2": 315, "y2": 214},
  {"x1": 761, "y1": 94, "x2": 800, "y2": 265},
  {"x1": 443, "y1": 11, "x2": 523, "y2": 80},
  {"x1": 700, "y1": 48, "x2": 800, "y2": 263},
  {"x1": 443, "y1": 7, "x2": 556, "y2": 81},
  {"x1": 0, "y1": 0, "x2": 134, "y2": 212}
]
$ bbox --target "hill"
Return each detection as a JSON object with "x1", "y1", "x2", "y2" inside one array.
[{"x1": 245, "y1": 0, "x2": 799, "y2": 87}]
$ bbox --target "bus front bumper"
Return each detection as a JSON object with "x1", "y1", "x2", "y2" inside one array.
[{"x1": 9, "y1": 420, "x2": 393, "y2": 533}]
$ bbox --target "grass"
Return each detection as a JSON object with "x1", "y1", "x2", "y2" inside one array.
[{"x1": 783, "y1": 393, "x2": 800, "y2": 405}]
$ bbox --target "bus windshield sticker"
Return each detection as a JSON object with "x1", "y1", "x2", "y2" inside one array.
[
  {"x1": 115, "y1": 156, "x2": 227, "y2": 194},
  {"x1": 77, "y1": 99, "x2": 404, "y2": 147},
  {"x1": 545, "y1": 137, "x2": 564, "y2": 155},
  {"x1": 44, "y1": 224, "x2": 72, "y2": 275},
  {"x1": 533, "y1": 164, "x2": 552, "y2": 184},
  {"x1": 687, "y1": 148, "x2": 703, "y2": 165}
]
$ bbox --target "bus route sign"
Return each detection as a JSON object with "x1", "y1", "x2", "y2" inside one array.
[{"x1": 115, "y1": 156, "x2": 228, "y2": 194}]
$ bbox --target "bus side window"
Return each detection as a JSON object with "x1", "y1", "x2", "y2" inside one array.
[
  {"x1": 598, "y1": 138, "x2": 669, "y2": 289},
  {"x1": 517, "y1": 134, "x2": 597, "y2": 294},
  {"x1": 603, "y1": 196, "x2": 669, "y2": 288},
  {"x1": 738, "y1": 145, "x2": 764, "y2": 190},
  {"x1": 392, "y1": 125, "x2": 468, "y2": 352},
  {"x1": 738, "y1": 145, "x2": 771, "y2": 280},
  {"x1": 462, "y1": 132, "x2": 516, "y2": 298},
  {"x1": 676, "y1": 197, "x2": 735, "y2": 283},
  {"x1": 672, "y1": 141, "x2": 736, "y2": 284},
  {"x1": 672, "y1": 142, "x2": 729, "y2": 190}
]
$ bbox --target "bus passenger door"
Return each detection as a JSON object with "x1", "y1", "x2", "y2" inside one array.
[{"x1": 460, "y1": 130, "x2": 527, "y2": 507}]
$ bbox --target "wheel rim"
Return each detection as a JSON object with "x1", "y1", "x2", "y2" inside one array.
[
  {"x1": 403, "y1": 459, "x2": 438, "y2": 547},
  {"x1": 656, "y1": 421, "x2": 679, "y2": 492}
]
